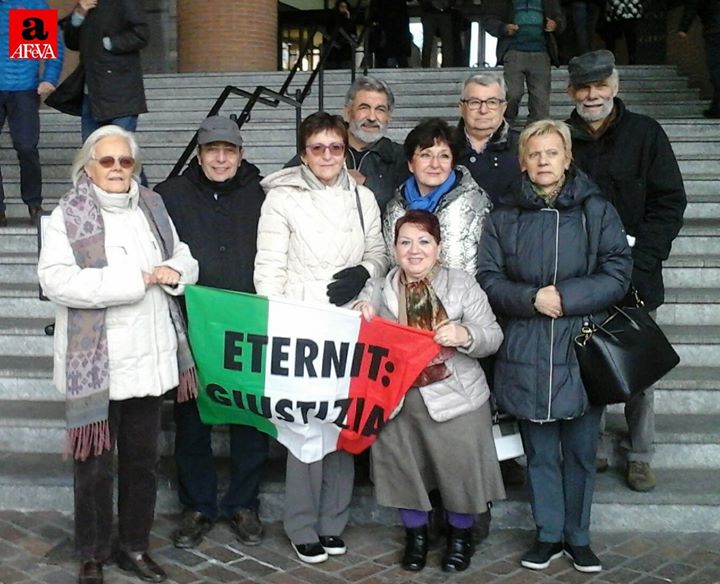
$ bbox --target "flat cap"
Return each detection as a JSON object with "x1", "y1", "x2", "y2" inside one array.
[
  {"x1": 568, "y1": 50, "x2": 615, "y2": 86},
  {"x1": 197, "y1": 116, "x2": 243, "y2": 146}
]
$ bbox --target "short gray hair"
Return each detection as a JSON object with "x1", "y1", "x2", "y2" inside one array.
[
  {"x1": 463, "y1": 71, "x2": 507, "y2": 100},
  {"x1": 345, "y1": 75, "x2": 395, "y2": 111},
  {"x1": 71, "y1": 125, "x2": 141, "y2": 186}
]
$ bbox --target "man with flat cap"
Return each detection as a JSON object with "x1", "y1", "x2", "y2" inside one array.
[
  {"x1": 565, "y1": 50, "x2": 686, "y2": 493},
  {"x1": 154, "y1": 116, "x2": 269, "y2": 547}
]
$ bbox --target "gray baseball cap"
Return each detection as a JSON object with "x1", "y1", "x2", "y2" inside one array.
[
  {"x1": 197, "y1": 116, "x2": 243, "y2": 146},
  {"x1": 568, "y1": 50, "x2": 615, "y2": 86}
]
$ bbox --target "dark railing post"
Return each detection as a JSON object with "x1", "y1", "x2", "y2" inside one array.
[
  {"x1": 318, "y1": 66, "x2": 324, "y2": 112},
  {"x1": 295, "y1": 88, "x2": 303, "y2": 151}
]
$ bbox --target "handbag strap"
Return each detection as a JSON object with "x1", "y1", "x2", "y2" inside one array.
[{"x1": 355, "y1": 187, "x2": 365, "y2": 234}]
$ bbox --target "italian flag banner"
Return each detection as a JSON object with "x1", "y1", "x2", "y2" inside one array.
[{"x1": 185, "y1": 285, "x2": 440, "y2": 463}]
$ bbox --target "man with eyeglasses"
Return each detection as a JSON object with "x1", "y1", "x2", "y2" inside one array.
[
  {"x1": 455, "y1": 72, "x2": 522, "y2": 207},
  {"x1": 154, "y1": 116, "x2": 269, "y2": 550},
  {"x1": 481, "y1": 0, "x2": 564, "y2": 124},
  {"x1": 565, "y1": 50, "x2": 686, "y2": 493}
]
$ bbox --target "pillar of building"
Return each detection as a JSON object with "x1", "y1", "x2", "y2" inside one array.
[{"x1": 177, "y1": 0, "x2": 277, "y2": 72}]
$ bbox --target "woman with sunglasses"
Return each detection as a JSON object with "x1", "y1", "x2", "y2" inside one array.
[
  {"x1": 38, "y1": 125, "x2": 198, "y2": 584},
  {"x1": 383, "y1": 118, "x2": 492, "y2": 277},
  {"x1": 254, "y1": 111, "x2": 386, "y2": 564}
]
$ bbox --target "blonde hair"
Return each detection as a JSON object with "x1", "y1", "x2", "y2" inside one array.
[
  {"x1": 518, "y1": 119, "x2": 573, "y2": 165},
  {"x1": 71, "y1": 125, "x2": 141, "y2": 186}
]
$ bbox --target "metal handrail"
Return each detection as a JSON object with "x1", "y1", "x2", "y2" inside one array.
[{"x1": 167, "y1": 14, "x2": 370, "y2": 180}]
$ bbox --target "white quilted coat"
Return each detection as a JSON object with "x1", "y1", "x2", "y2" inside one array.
[
  {"x1": 37, "y1": 182, "x2": 199, "y2": 400},
  {"x1": 254, "y1": 166, "x2": 387, "y2": 304}
]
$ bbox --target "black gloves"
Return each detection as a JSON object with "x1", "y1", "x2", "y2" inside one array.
[{"x1": 326, "y1": 265, "x2": 370, "y2": 306}]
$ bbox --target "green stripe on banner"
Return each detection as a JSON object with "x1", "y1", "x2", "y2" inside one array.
[{"x1": 185, "y1": 285, "x2": 276, "y2": 437}]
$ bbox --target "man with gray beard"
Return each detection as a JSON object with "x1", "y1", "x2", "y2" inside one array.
[
  {"x1": 286, "y1": 76, "x2": 407, "y2": 212},
  {"x1": 565, "y1": 50, "x2": 686, "y2": 493},
  {"x1": 342, "y1": 76, "x2": 408, "y2": 211}
]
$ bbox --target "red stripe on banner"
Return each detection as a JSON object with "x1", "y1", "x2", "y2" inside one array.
[{"x1": 336, "y1": 316, "x2": 439, "y2": 455}]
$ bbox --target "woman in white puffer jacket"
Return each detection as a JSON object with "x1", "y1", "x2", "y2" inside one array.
[
  {"x1": 38, "y1": 125, "x2": 198, "y2": 584},
  {"x1": 254, "y1": 112, "x2": 386, "y2": 564}
]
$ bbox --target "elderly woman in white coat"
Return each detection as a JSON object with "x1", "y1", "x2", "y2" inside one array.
[
  {"x1": 254, "y1": 111, "x2": 386, "y2": 564},
  {"x1": 355, "y1": 210, "x2": 505, "y2": 574},
  {"x1": 38, "y1": 126, "x2": 198, "y2": 584}
]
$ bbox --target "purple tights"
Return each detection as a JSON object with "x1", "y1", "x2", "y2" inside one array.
[{"x1": 399, "y1": 508, "x2": 474, "y2": 529}]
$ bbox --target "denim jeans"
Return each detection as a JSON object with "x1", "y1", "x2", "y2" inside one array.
[
  {"x1": 74, "y1": 395, "x2": 163, "y2": 561},
  {"x1": 0, "y1": 90, "x2": 42, "y2": 212},
  {"x1": 173, "y1": 399, "x2": 269, "y2": 520},
  {"x1": 572, "y1": 2, "x2": 599, "y2": 55},
  {"x1": 520, "y1": 406, "x2": 603, "y2": 546}
]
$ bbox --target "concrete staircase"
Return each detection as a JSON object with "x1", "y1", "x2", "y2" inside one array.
[{"x1": 0, "y1": 67, "x2": 718, "y2": 532}]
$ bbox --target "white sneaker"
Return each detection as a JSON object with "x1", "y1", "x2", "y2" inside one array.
[{"x1": 291, "y1": 542, "x2": 328, "y2": 564}]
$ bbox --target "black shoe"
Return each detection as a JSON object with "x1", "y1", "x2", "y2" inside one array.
[
  {"x1": 401, "y1": 525, "x2": 428, "y2": 571},
  {"x1": 596, "y1": 457, "x2": 609, "y2": 473},
  {"x1": 520, "y1": 540, "x2": 563, "y2": 570},
  {"x1": 441, "y1": 526, "x2": 474, "y2": 572},
  {"x1": 115, "y1": 550, "x2": 167, "y2": 583},
  {"x1": 44, "y1": 323, "x2": 55, "y2": 336},
  {"x1": 319, "y1": 535, "x2": 347, "y2": 556},
  {"x1": 29, "y1": 206, "x2": 42, "y2": 228},
  {"x1": 78, "y1": 560, "x2": 103, "y2": 584},
  {"x1": 291, "y1": 541, "x2": 328, "y2": 564},
  {"x1": 472, "y1": 508, "x2": 491, "y2": 545},
  {"x1": 703, "y1": 108, "x2": 720, "y2": 119},
  {"x1": 0, "y1": 212, "x2": 7, "y2": 227},
  {"x1": 172, "y1": 510, "x2": 213, "y2": 549},
  {"x1": 229, "y1": 508, "x2": 263, "y2": 546},
  {"x1": 564, "y1": 542, "x2": 602, "y2": 573}
]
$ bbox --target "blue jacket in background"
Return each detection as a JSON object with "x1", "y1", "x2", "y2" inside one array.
[{"x1": 0, "y1": 0, "x2": 64, "y2": 91}]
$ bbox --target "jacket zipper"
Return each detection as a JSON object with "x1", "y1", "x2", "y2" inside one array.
[{"x1": 540, "y1": 207, "x2": 560, "y2": 421}]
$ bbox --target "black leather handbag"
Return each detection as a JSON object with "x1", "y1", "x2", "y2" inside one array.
[{"x1": 574, "y1": 300, "x2": 680, "y2": 406}]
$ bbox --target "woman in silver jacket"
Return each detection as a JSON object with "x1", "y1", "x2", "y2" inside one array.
[
  {"x1": 383, "y1": 118, "x2": 492, "y2": 275},
  {"x1": 355, "y1": 210, "x2": 505, "y2": 574}
]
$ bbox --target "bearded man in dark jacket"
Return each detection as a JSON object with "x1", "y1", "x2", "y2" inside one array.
[
  {"x1": 154, "y1": 117, "x2": 268, "y2": 550},
  {"x1": 565, "y1": 50, "x2": 687, "y2": 494}
]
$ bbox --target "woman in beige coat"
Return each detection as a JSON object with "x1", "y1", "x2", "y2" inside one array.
[{"x1": 355, "y1": 210, "x2": 505, "y2": 574}]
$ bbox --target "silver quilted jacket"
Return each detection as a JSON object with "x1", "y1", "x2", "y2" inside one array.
[{"x1": 383, "y1": 165, "x2": 492, "y2": 275}]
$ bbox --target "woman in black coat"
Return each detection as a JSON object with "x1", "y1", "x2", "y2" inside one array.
[{"x1": 477, "y1": 119, "x2": 631, "y2": 575}]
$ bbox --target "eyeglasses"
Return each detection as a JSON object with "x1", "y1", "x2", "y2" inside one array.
[
  {"x1": 92, "y1": 156, "x2": 136, "y2": 169},
  {"x1": 460, "y1": 98, "x2": 506, "y2": 111},
  {"x1": 416, "y1": 151, "x2": 453, "y2": 163},
  {"x1": 306, "y1": 142, "x2": 345, "y2": 156}
]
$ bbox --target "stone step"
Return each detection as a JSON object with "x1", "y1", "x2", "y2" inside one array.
[
  {"x1": 2, "y1": 393, "x2": 718, "y2": 464},
  {"x1": 0, "y1": 450, "x2": 717, "y2": 533},
  {"x1": 0, "y1": 318, "x2": 52, "y2": 356},
  {"x1": 657, "y1": 288, "x2": 720, "y2": 325},
  {"x1": 664, "y1": 324, "x2": 720, "y2": 367},
  {"x1": 673, "y1": 219, "x2": 720, "y2": 255},
  {"x1": 663, "y1": 255, "x2": 720, "y2": 288},
  {"x1": 0, "y1": 252, "x2": 41, "y2": 284}
]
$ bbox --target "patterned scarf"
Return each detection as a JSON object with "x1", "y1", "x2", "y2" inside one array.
[
  {"x1": 399, "y1": 265, "x2": 455, "y2": 386},
  {"x1": 60, "y1": 175, "x2": 197, "y2": 461}
]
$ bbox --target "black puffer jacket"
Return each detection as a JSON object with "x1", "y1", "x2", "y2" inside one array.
[
  {"x1": 477, "y1": 168, "x2": 632, "y2": 422},
  {"x1": 154, "y1": 159, "x2": 265, "y2": 296},
  {"x1": 62, "y1": 0, "x2": 148, "y2": 121},
  {"x1": 567, "y1": 98, "x2": 686, "y2": 310}
]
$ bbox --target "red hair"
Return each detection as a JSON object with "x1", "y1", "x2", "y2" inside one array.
[{"x1": 394, "y1": 210, "x2": 442, "y2": 244}]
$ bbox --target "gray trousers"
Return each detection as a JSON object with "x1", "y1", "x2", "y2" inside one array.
[
  {"x1": 597, "y1": 309, "x2": 656, "y2": 464},
  {"x1": 283, "y1": 449, "x2": 354, "y2": 545},
  {"x1": 598, "y1": 387, "x2": 655, "y2": 464},
  {"x1": 520, "y1": 406, "x2": 603, "y2": 546},
  {"x1": 502, "y1": 50, "x2": 551, "y2": 123}
]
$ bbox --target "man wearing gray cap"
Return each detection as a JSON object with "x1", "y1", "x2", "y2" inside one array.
[
  {"x1": 565, "y1": 50, "x2": 686, "y2": 493},
  {"x1": 154, "y1": 116, "x2": 269, "y2": 548}
]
